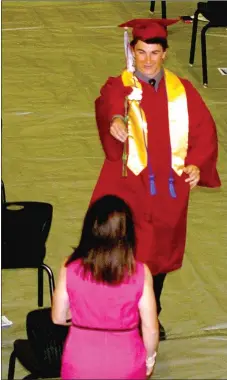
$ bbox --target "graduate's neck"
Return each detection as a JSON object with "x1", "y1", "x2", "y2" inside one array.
[{"x1": 135, "y1": 68, "x2": 164, "y2": 85}]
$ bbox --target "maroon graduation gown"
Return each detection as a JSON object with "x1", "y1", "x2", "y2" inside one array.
[{"x1": 90, "y1": 75, "x2": 221, "y2": 275}]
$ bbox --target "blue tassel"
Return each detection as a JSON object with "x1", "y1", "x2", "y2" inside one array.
[
  {"x1": 149, "y1": 175, "x2": 157, "y2": 196},
  {"x1": 169, "y1": 177, "x2": 177, "y2": 198}
]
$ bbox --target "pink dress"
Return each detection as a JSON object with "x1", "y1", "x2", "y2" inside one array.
[{"x1": 61, "y1": 259, "x2": 146, "y2": 379}]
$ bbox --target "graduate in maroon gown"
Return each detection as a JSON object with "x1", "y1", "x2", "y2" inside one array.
[{"x1": 90, "y1": 18, "x2": 221, "y2": 339}]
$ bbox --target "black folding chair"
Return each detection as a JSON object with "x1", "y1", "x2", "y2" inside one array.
[
  {"x1": 189, "y1": 1, "x2": 227, "y2": 86},
  {"x1": 2, "y1": 201, "x2": 55, "y2": 307},
  {"x1": 150, "y1": 1, "x2": 167, "y2": 19},
  {"x1": 8, "y1": 308, "x2": 69, "y2": 379}
]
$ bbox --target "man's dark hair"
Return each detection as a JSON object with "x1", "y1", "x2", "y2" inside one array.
[
  {"x1": 130, "y1": 37, "x2": 168, "y2": 51},
  {"x1": 66, "y1": 195, "x2": 136, "y2": 284}
]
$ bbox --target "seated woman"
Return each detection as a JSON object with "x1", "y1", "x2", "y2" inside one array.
[{"x1": 52, "y1": 194, "x2": 159, "y2": 379}]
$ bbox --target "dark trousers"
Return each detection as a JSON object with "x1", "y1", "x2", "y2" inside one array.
[{"x1": 153, "y1": 273, "x2": 167, "y2": 315}]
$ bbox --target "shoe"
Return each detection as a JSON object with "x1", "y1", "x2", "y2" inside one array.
[
  {"x1": 159, "y1": 321, "x2": 166, "y2": 341},
  {"x1": 1, "y1": 315, "x2": 13, "y2": 328},
  {"x1": 191, "y1": 13, "x2": 208, "y2": 22}
]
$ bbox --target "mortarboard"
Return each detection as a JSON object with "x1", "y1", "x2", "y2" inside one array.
[{"x1": 118, "y1": 18, "x2": 179, "y2": 40}]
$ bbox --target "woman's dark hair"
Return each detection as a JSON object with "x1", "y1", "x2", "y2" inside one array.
[
  {"x1": 130, "y1": 37, "x2": 169, "y2": 51},
  {"x1": 66, "y1": 195, "x2": 136, "y2": 284}
]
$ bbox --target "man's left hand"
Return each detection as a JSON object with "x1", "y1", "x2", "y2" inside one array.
[{"x1": 183, "y1": 165, "x2": 200, "y2": 189}]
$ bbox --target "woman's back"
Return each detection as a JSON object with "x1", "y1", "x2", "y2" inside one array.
[
  {"x1": 61, "y1": 259, "x2": 146, "y2": 379},
  {"x1": 67, "y1": 258, "x2": 144, "y2": 330}
]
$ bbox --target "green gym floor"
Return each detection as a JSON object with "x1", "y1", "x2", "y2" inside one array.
[{"x1": 2, "y1": 1, "x2": 227, "y2": 378}]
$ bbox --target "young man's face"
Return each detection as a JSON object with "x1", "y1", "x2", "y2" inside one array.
[{"x1": 132, "y1": 40, "x2": 166, "y2": 78}]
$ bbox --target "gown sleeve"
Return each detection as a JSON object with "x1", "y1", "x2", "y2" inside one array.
[
  {"x1": 95, "y1": 76, "x2": 131, "y2": 161},
  {"x1": 183, "y1": 80, "x2": 221, "y2": 187}
]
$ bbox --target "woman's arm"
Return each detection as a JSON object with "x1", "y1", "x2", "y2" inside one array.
[
  {"x1": 51, "y1": 262, "x2": 71, "y2": 326},
  {"x1": 138, "y1": 264, "x2": 159, "y2": 376}
]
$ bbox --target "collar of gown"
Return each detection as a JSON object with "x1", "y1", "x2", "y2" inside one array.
[{"x1": 134, "y1": 68, "x2": 164, "y2": 91}]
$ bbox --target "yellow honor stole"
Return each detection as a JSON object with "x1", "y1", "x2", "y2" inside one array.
[{"x1": 121, "y1": 69, "x2": 189, "y2": 178}]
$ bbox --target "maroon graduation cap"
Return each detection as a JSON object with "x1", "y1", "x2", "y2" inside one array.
[{"x1": 119, "y1": 18, "x2": 179, "y2": 40}]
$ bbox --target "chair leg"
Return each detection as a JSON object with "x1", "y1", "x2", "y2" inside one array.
[
  {"x1": 41, "y1": 263, "x2": 55, "y2": 303},
  {"x1": 201, "y1": 23, "x2": 210, "y2": 87},
  {"x1": 161, "y1": 1, "x2": 167, "y2": 19},
  {"x1": 150, "y1": 1, "x2": 155, "y2": 13},
  {"x1": 1, "y1": 179, "x2": 6, "y2": 203},
  {"x1": 38, "y1": 266, "x2": 44, "y2": 307},
  {"x1": 8, "y1": 350, "x2": 16, "y2": 380},
  {"x1": 189, "y1": 9, "x2": 200, "y2": 65}
]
